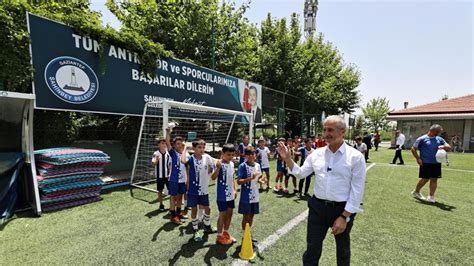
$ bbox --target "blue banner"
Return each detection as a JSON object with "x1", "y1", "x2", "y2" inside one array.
[{"x1": 27, "y1": 13, "x2": 262, "y2": 123}]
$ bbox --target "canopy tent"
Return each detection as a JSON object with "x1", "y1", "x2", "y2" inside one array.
[{"x1": 0, "y1": 91, "x2": 41, "y2": 217}]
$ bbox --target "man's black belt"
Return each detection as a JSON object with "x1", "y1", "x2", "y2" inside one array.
[{"x1": 313, "y1": 196, "x2": 346, "y2": 206}]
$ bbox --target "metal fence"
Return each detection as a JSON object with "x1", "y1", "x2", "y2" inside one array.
[{"x1": 259, "y1": 86, "x2": 321, "y2": 140}]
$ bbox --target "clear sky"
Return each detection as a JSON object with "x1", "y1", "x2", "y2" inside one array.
[{"x1": 90, "y1": 0, "x2": 473, "y2": 113}]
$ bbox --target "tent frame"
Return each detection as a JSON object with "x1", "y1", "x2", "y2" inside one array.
[{"x1": 0, "y1": 91, "x2": 41, "y2": 215}]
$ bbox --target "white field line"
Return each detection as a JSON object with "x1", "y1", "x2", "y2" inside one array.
[{"x1": 232, "y1": 163, "x2": 376, "y2": 265}]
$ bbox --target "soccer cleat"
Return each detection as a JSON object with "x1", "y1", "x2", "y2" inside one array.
[
  {"x1": 283, "y1": 188, "x2": 289, "y2": 194},
  {"x1": 159, "y1": 204, "x2": 165, "y2": 211},
  {"x1": 203, "y1": 225, "x2": 217, "y2": 233},
  {"x1": 411, "y1": 191, "x2": 426, "y2": 201},
  {"x1": 426, "y1": 196, "x2": 436, "y2": 203},
  {"x1": 223, "y1": 231, "x2": 237, "y2": 243},
  {"x1": 179, "y1": 211, "x2": 188, "y2": 220},
  {"x1": 193, "y1": 230, "x2": 203, "y2": 242},
  {"x1": 171, "y1": 216, "x2": 181, "y2": 225},
  {"x1": 216, "y1": 234, "x2": 233, "y2": 245},
  {"x1": 273, "y1": 186, "x2": 280, "y2": 192}
]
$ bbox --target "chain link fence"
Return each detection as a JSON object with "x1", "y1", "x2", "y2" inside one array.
[{"x1": 260, "y1": 86, "x2": 321, "y2": 142}]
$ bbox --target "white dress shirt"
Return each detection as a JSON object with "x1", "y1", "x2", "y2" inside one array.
[
  {"x1": 396, "y1": 133, "x2": 406, "y2": 150},
  {"x1": 288, "y1": 142, "x2": 366, "y2": 213}
]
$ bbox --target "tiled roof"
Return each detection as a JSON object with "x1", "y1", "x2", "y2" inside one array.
[{"x1": 388, "y1": 94, "x2": 474, "y2": 115}]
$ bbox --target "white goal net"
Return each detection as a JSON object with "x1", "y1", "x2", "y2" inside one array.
[{"x1": 130, "y1": 100, "x2": 254, "y2": 193}]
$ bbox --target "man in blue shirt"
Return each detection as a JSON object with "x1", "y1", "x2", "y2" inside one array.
[{"x1": 411, "y1": 124, "x2": 451, "y2": 203}]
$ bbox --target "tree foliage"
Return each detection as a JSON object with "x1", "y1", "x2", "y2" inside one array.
[{"x1": 362, "y1": 97, "x2": 393, "y2": 131}]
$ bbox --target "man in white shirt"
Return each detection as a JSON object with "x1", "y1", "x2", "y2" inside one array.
[
  {"x1": 391, "y1": 130, "x2": 405, "y2": 165},
  {"x1": 277, "y1": 115, "x2": 366, "y2": 266}
]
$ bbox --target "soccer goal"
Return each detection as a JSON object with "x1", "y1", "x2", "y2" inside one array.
[{"x1": 130, "y1": 100, "x2": 254, "y2": 193}]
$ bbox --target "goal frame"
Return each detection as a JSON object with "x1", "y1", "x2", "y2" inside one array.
[{"x1": 130, "y1": 100, "x2": 254, "y2": 193}]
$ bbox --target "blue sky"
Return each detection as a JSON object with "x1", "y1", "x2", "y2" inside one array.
[{"x1": 90, "y1": 0, "x2": 473, "y2": 112}]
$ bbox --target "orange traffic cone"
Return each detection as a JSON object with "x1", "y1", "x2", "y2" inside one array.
[{"x1": 239, "y1": 223, "x2": 256, "y2": 260}]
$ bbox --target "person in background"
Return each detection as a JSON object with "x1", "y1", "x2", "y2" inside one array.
[
  {"x1": 373, "y1": 130, "x2": 381, "y2": 151},
  {"x1": 354, "y1": 136, "x2": 368, "y2": 162},
  {"x1": 284, "y1": 138, "x2": 298, "y2": 194},
  {"x1": 297, "y1": 138, "x2": 315, "y2": 198},
  {"x1": 391, "y1": 130, "x2": 405, "y2": 165},
  {"x1": 315, "y1": 134, "x2": 326, "y2": 148},
  {"x1": 237, "y1": 135, "x2": 251, "y2": 165},
  {"x1": 411, "y1": 124, "x2": 451, "y2": 203},
  {"x1": 256, "y1": 137, "x2": 271, "y2": 190},
  {"x1": 362, "y1": 132, "x2": 372, "y2": 162}
]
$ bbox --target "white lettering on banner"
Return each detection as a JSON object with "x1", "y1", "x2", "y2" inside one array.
[
  {"x1": 132, "y1": 69, "x2": 213, "y2": 96},
  {"x1": 71, "y1": 33, "x2": 235, "y2": 90},
  {"x1": 181, "y1": 66, "x2": 236, "y2": 88}
]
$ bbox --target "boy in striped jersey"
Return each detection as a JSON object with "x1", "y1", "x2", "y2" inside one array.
[{"x1": 151, "y1": 138, "x2": 172, "y2": 212}]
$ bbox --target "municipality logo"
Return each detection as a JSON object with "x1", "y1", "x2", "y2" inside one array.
[{"x1": 44, "y1": 56, "x2": 99, "y2": 104}]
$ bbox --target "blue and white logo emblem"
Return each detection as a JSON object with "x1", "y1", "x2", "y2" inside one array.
[{"x1": 44, "y1": 56, "x2": 99, "y2": 104}]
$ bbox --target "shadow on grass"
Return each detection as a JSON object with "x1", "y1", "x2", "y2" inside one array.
[
  {"x1": 144, "y1": 208, "x2": 170, "y2": 219},
  {"x1": 152, "y1": 222, "x2": 179, "y2": 242},
  {"x1": 168, "y1": 232, "x2": 213, "y2": 264},
  {"x1": 204, "y1": 241, "x2": 234, "y2": 265},
  {"x1": 415, "y1": 199, "x2": 456, "y2": 211},
  {"x1": 1, "y1": 210, "x2": 40, "y2": 230},
  {"x1": 276, "y1": 192, "x2": 297, "y2": 199}
]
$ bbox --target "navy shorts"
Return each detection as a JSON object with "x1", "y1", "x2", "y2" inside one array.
[
  {"x1": 156, "y1": 177, "x2": 169, "y2": 191},
  {"x1": 187, "y1": 194, "x2": 210, "y2": 207},
  {"x1": 261, "y1": 168, "x2": 270, "y2": 174},
  {"x1": 238, "y1": 202, "x2": 260, "y2": 214},
  {"x1": 217, "y1": 200, "x2": 235, "y2": 212},
  {"x1": 168, "y1": 181, "x2": 186, "y2": 196}
]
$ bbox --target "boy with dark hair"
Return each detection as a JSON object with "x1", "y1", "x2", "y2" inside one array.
[
  {"x1": 273, "y1": 137, "x2": 287, "y2": 192},
  {"x1": 165, "y1": 127, "x2": 189, "y2": 225},
  {"x1": 151, "y1": 137, "x2": 172, "y2": 212},
  {"x1": 211, "y1": 143, "x2": 238, "y2": 245},
  {"x1": 237, "y1": 135, "x2": 252, "y2": 165},
  {"x1": 297, "y1": 138, "x2": 314, "y2": 198},
  {"x1": 181, "y1": 139, "x2": 216, "y2": 242},
  {"x1": 354, "y1": 136, "x2": 368, "y2": 162},
  {"x1": 237, "y1": 146, "x2": 263, "y2": 242}
]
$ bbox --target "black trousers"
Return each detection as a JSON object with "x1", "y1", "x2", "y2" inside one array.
[
  {"x1": 374, "y1": 141, "x2": 380, "y2": 151},
  {"x1": 298, "y1": 174, "x2": 314, "y2": 194},
  {"x1": 303, "y1": 197, "x2": 356, "y2": 266},
  {"x1": 392, "y1": 146, "x2": 404, "y2": 164},
  {"x1": 364, "y1": 149, "x2": 369, "y2": 162}
]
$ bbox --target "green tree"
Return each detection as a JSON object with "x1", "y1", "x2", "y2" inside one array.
[
  {"x1": 353, "y1": 115, "x2": 365, "y2": 139},
  {"x1": 362, "y1": 97, "x2": 393, "y2": 131}
]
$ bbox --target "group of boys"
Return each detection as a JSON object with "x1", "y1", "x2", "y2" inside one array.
[{"x1": 152, "y1": 128, "x2": 265, "y2": 245}]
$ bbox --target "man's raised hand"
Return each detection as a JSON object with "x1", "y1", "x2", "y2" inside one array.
[{"x1": 276, "y1": 141, "x2": 290, "y2": 160}]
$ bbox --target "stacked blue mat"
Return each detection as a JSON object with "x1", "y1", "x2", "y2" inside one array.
[{"x1": 34, "y1": 148, "x2": 110, "y2": 212}]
